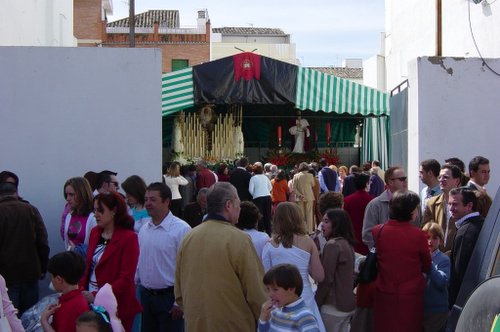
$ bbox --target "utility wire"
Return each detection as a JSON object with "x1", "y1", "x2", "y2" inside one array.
[{"x1": 468, "y1": 0, "x2": 500, "y2": 76}]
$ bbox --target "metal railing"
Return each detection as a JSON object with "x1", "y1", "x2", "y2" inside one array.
[{"x1": 106, "y1": 26, "x2": 206, "y2": 35}]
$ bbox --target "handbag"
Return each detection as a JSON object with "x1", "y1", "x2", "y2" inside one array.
[
  {"x1": 0, "y1": 287, "x2": 13, "y2": 332},
  {"x1": 356, "y1": 224, "x2": 385, "y2": 284}
]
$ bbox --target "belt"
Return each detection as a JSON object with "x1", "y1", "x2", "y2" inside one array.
[{"x1": 142, "y1": 286, "x2": 174, "y2": 296}]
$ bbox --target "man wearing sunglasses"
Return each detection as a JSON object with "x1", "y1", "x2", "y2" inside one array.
[
  {"x1": 94, "y1": 170, "x2": 119, "y2": 196},
  {"x1": 362, "y1": 166, "x2": 412, "y2": 250}
]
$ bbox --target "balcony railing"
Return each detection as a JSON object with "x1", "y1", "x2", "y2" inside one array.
[{"x1": 106, "y1": 26, "x2": 206, "y2": 35}]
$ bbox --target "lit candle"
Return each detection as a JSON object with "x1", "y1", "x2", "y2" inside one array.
[
  {"x1": 326, "y1": 122, "x2": 331, "y2": 146},
  {"x1": 277, "y1": 126, "x2": 282, "y2": 147}
]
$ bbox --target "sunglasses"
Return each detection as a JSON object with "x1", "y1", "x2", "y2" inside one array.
[{"x1": 391, "y1": 177, "x2": 407, "y2": 182}]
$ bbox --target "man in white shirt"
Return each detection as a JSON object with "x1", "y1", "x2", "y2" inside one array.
[{"x1": 137, "y1": 182, "x2": 191, "y2": 332}]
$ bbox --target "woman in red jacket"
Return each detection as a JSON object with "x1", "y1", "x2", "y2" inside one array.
[
  {"x1": 80, "y1": 192, "x2": 141, "y2": 332},
  {"x1": 372, "y1": 190, "x2": 431, "y2": 332}
]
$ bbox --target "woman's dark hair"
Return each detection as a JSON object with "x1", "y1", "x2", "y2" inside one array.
[
  {"x1": 121, "y1": 175, "x2": 147, "y2": 206},
  {"x1": 94, "y1": 192, "x2": 134, "y2": 230},
  {"x1": 76, "y1": 310, "x2": 113, "y2": 332},
  {"x1": 318, "y1": 192, "x2": 344, "y2": 215},
  {"x1": 236, "y1": 201, "x2": 262, "y2": 230},
  {"x1": 263, "y1": 264, "x2": 303, "y2": 296},
  {"x1": 217, "y1": 163, "x2": 228, "y2": 175},
  {"x1": 324, "y1": 209, "x2": 357, "y2": 246},
  {"x1": 275, "y1": 170, "x2": 287, "y2": 181},
  {"x1": 83, "y1": 171, "x2": 98, "y2": 191},
  {"x1": 64, "y1": 177, "x2": 94, "y2": 216},
  {"x1": 389, "y1": 190, "x2": 421, "y2": 221}
]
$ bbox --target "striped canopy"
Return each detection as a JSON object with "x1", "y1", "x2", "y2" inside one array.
[
  {"x1": 295, "y1": 67, "x2": 390, "y2": 116},
  {"x1": 162, "y1": 67, "x2": 194, "y2": 117},
  {"x1": 161, "y1": 54, "x2": 390, "y2": 117}
]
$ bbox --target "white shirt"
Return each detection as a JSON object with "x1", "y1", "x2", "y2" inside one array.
[
  {"x1": 243, "y1": 228, "x2": 270, "y2": 260},
  {"x1": 163, "y1": 175, "x2": 189, "y2": 200},
  {"x1": 249, "y1": 174, "x2": 272, "y2": 199},
  {"x1": 136, "y1": 212, "x2": 191, "y2": 289}
]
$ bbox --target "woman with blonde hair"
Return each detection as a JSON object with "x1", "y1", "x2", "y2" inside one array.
[
  {"x1": 163, "y1": 162, "x2": 188, "y2": 217},
  {"x1": 261, "y1": 202, "x2": 326, "y2": 332},
  {"x1": 62, "y1": 177, "x2": 96, "y2": 251}
]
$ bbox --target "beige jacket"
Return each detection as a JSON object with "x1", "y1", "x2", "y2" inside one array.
[
  {"x1": 293, "y1": 171, "x2": 315, "y2": 201},
  {"x1": 175, "y1": 219, "x2": 267, "y2": 332}
]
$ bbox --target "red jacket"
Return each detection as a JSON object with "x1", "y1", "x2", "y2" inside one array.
[
  {"x1": 343, "y1": 190, "x2": 374, "y2": 255},
  {"x1": 80, "y1": 227, "x2": 141, "y2": 331},
  {"x1": 372, "y1": 220, "x2": 431, "y2": 332}
]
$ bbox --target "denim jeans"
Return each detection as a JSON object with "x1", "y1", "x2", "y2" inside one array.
[{"x1": 139, "y1": 285, "x2": 184, "y2": 332}]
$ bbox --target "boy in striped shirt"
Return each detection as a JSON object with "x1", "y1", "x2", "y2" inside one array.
[{"x1": 259, "y1": 264, "x2": 320, "y2": 332}]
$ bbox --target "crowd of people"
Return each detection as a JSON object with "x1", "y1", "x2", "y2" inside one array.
[{"x1": 0, "y1": 154, "x2": 493, "y2": 332}]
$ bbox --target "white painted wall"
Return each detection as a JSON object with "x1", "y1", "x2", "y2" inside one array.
[
  {"x1": 384, "y1": 0, "x2": 500, "y2": 90},
  {"x1": 0, "y1": 0, "x2": 75, "y2": 46},
  {"x1": 211, "y1": 42, "x2": 298, "y2": 64},
  {"x1": 407, "y1": 56, "x2": 500, "y2": 196},
  {"x1": 363, "y1": 54, "x2": 386, "y2": 90},
  {"x1": 0, "y1": 46, "x2": 162, "y2": 254}
]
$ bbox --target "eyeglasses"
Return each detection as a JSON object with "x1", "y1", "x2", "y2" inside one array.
[{"x1": 391, "y1": 177, "x2": 407, "y2": 182}]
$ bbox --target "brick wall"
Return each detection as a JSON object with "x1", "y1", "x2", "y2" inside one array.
[
  {"x1": 103, "y1": 43, "x2": 210, "y2": 72},
  {"x1": 74, "y1": 0, "x2": 104, "y2": 44},
  {"x1": 74, "y1": 4, "x2": 211, "y2": 71}
]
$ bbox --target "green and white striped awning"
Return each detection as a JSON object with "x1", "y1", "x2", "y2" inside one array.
[
  {"x1": 162, "y1": 67, "x2": 194, "y2": 117},
  {"x1": 295, "y1": 67, "x2": 390, "y2": 116},
  {"x1": 161, "y1": 63, "x2": 390, "y2": 117}
]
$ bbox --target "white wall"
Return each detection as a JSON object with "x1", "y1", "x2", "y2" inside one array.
[
  {"x1": 407, "y1": 56, "x2": 500, "y2": 196},
  {"x1": 0, "y1": 46, "x2": 162, "y2": 254},
  {"x1": 363, "y1": 54, "x2": 386, "y2": 90},
  {"x1": 384, "y1": 0, "x2": 500, "y2": 90},
  {"x1": 0, "y1": 0, "x2": 75, "y2": 46},
  {"x1": 211, "y1": 42, "x2": 298, "y2": 64}
]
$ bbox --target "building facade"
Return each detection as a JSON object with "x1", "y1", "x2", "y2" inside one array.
[
  {"x1": 383, "y1": 0, "x2": 500, "y2": 90},
  {"x1": 211, "y1": 27, "x2": 297, "y2": 64},
  {"x1": 0, "y1": 0, "x2": 75, "y2": 46},
  {"x1": 74, "y1": 1, "x2": 210, "y2": 73}
]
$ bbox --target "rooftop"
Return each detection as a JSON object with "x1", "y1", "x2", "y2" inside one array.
[
  {"x1": 311, "y1": 67, "x2": 363, "y2": 79},
  {"x1": 107, "y1": 10, "x2": 180, "y2": 28},
  {"x1": 212, "y1": 27, "x2": 286, "y2": 35}
]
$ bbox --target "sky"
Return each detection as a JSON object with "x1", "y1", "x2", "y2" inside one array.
[{"x1": 108, "y1": 0, "x2": 385, "y2": 67}]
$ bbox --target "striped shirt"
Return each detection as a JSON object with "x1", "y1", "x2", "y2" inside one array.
[{"x1": 258, "y1": 298, "x2": 320, "y2": 332}]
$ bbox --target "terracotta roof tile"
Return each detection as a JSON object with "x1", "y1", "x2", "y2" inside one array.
[
  {"x1": 107, "y1": 10, "x2": 179, "y2": 28},
  {"x1": 212, "y1": 27, "x2": 286, "y2": 35},
  {"x1": 310, "y1": 67, "x2": 363, "y2": 79}
]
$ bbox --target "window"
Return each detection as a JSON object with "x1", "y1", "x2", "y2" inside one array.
[{"x1": 172, "y1": 59, "x2": 189, "y2": 71}]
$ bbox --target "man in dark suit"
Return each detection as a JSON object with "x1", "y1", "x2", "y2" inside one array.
[
  {"x1": 0, "y1": 182, "x2": 50, "y2": 315},
  {"x1": 467, "y1": 156, "x2": 490, "y2": 192},
  {"x1": 229, "y1": 157, "x2": 252, "y2": 201},
  {"x1": 182, "y1": 188, "x2": 208, "y2": 228},
  {"x1": 342, "y1": 165, "x2": 360, "y2": 198},
  {"x1": 448, "y1": 187, "x2": 485, "y2": 309}
]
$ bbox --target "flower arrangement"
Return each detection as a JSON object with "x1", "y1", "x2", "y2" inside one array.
[{"x1": 263, "y1": 148, "x2": 341, "y2": 167}]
